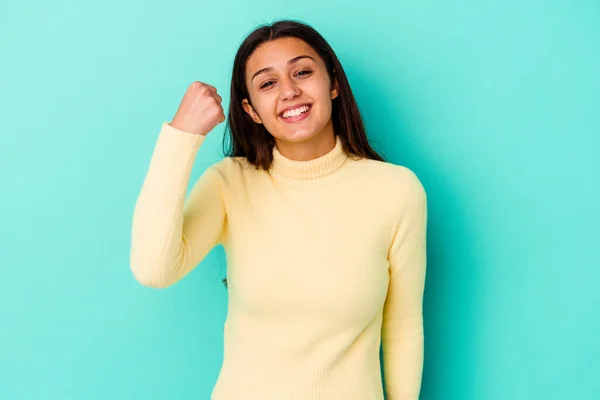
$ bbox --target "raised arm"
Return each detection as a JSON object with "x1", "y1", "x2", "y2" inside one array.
[
  {"x1": 130, "y1": 81, "x2": 228, "y2": 288},
  {"x1": 381, "y1": 168, "x2": 428, "y2": 400}
]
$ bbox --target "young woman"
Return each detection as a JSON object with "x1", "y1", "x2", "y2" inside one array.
[{"x1": 130, "y1": 19, "x2": 428, "y2": 400}]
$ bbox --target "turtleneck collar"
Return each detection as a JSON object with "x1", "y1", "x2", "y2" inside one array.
[{"x1": 270, "y1": 135, "x2": 348, "y2": 181}]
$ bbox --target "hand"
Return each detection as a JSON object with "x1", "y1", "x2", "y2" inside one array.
[{"x1": 169, "y1": 81, "x2": 226, "y2": 136}]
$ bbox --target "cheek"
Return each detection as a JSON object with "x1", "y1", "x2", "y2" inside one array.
[
  {"x1": 314, "y1": 85, "x2": 334, "y2": 113},
  {"x1": 250, "y1": 98, "x2": 275, "y2": 120}
]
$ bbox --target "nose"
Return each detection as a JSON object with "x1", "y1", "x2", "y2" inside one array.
[{"x1": 279, "y1": 76, "x2": 301, "y2": 101}]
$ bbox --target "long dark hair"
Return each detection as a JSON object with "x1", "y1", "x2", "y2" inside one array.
[{"x1": 220, "y1": 19, "x2": 385, "y2": 288}]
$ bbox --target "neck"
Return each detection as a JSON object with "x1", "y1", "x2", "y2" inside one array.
[
  {"x1": 273, "y1": 120, "x2": 336, "y2": 161},
  {"x1": 270, "y1": 134, "x2": 349, "y2": 183}
]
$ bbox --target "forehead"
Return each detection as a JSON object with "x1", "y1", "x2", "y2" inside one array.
[{"x1": 246, "y1": 37, "x2": 320, "y2": 74}]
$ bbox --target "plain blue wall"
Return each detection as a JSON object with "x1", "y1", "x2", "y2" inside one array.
[{"x1": 1, "y1": 1, "x2": 598, "y2": 399}]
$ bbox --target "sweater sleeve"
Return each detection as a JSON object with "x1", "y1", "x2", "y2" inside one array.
[
  {"x1": 129, "y1": 122, "x2": 227, "y2": 288},
  {"x1": 381, "y1": 168, "x2": 428, "y2": 400}
]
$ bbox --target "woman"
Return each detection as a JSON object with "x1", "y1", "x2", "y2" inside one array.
[{"x1": 130, "y1": 19, "x2": 427, "y2": 400}]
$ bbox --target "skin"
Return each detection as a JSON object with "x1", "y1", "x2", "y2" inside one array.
[{"x1": 242, "y1": 37, "x2": 340, "y2": 161}]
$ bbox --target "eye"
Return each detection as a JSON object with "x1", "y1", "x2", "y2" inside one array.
[{"x1": 259, "y1": 70, "x2": 313, "y2": 90}]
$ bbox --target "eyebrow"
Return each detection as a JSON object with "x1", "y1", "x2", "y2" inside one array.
[{"x1": 251, "y1": 55, "x2": 316, "y2": 83}]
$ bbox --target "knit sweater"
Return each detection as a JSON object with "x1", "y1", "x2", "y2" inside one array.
[{"x1": 130, "y1": 122, "x2": 428, "y2": 400}]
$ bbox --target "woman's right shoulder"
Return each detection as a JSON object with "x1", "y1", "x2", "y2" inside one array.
[
  {"x1": 209, "y1": 155, "x2": 251, "y2": 172},
  {"x1": 205, "y1": 156, "x2": 257, "y2": 183}
]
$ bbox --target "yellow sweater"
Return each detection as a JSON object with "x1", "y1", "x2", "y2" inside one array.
[{"x1": 130, "y1": 122, "x2": 428, "y2": 400}]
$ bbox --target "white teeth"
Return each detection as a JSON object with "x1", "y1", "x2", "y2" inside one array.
[{"x1": 282, "y1": 105, "x2": 310, "y2": 118}]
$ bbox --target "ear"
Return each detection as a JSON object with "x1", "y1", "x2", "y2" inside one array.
[
  {"x1": 242, "y1": 98, "x2": 263, "y2": 124},
  {"x1": 331, "y1": 68, "x2": 339, "y2": 100}
]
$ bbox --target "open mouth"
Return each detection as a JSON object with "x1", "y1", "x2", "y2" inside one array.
[{"x1": 279, "y1": 104, "x2": 312, "y2": 123}]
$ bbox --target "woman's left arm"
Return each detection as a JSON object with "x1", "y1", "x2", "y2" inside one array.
[{"x1": 381, "y1": 168, "x2": 428, "y2": 400}]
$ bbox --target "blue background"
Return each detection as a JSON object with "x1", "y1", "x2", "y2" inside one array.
[{"x1": 1, "y1": 1, "x2": 598, "y2": 399}]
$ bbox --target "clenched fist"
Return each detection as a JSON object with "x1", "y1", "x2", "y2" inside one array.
[{"x1": 169, "y1": 81, "x2": 226, "y2": 136}]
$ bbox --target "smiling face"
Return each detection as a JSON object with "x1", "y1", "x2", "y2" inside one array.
[{"x1": 242, "y1": 37, "x2": 339, "y2": 150}]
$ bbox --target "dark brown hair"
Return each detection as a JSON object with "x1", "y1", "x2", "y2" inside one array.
[{"x1": 220, "y1": 19, "x2": 386, "y2": 288}]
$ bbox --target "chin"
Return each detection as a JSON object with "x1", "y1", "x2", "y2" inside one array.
[{"x1": 276, "y1": 130, "x2": 319, "y2": 144}]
